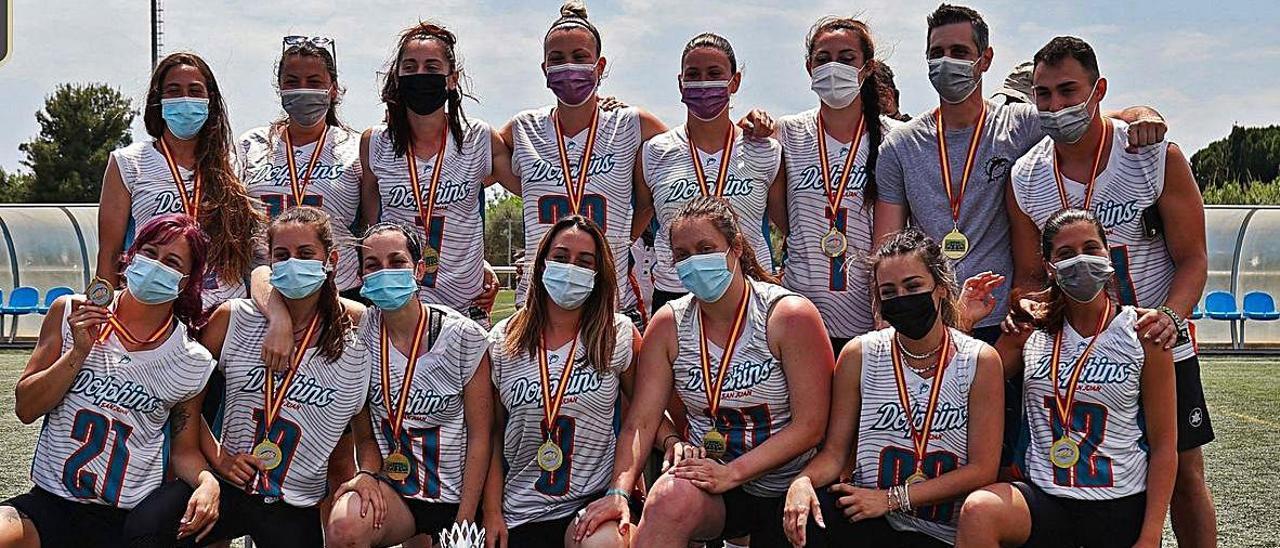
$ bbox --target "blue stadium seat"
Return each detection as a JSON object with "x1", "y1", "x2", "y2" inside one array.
[
  {"x1": 1, "y1": 287, "x2": 39, "y2": 316},
  {"x1": 1203, "y1": 291, "x2": 1242, "y2": 320},
  {"x1": 1190, "y1": 303, "x2": 1204, "y2": 320},
  {"x1": 1243, "y1": 291, "x2": 1280, "y2": 321},
  {"x1": 38, "y1": 286, "x2": 74, "y2": 314}
]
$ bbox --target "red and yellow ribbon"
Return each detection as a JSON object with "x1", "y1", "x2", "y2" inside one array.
[
  {"x1": 1049, "y1": 301, "x2": 1113, "y2": 441},
  {"x1": 687, "y1": 125, "x2": 737, "y2": 198},
  {"x1": 815, "y1": 114, "x2": 866, "y2": 221},
  {"x1": 553, "y1": 108, "x2": 601, "y2": 216},
  {"x1": 538, "y1": 328, "x2": 581, "y2": 436},
  {"x1": 380, "y1": 304, "x2": 431, "y2": 446},
  {"x1": 282, "y1": 124, "x2": 330, "y2": 206},
  {"x1": 696, "y1": 282, "x2": 751, "y2": 423},
  {"x1": 890, "y1": 328, "x2": 954, "y2": 476},
  {"x1": 1053, "y1": 118, "x2": 1111, "y2": 211},
  {"x1": 407, "y1": 125, "x2": 449, "y2": 242},
  {"x1": 933, "y1": 104, "x2": 987, "y2": 226},
  {"x1": 157, "y1": 138, "x2": 203, "y2": 218},
  {"x1": 262, "y1": 314, "x2": 320, "y2": 434}
]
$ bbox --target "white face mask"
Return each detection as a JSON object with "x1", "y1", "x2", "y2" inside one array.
[
  {"x1": 1038, "y1": 82, "x2": 1099, "y2": 144},
  {"x1": 810, "y1": 61, "x2": 862, "y2": 109}
]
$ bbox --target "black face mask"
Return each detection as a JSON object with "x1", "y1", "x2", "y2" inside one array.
[
  {"x1": 881, "y1": 291, "x2": 939, "y2": 340},
  {"x1": 398, "y1": 73, "x2": 449, "y2": 116}
]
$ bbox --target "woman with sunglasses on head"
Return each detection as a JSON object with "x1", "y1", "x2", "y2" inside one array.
[
  {"x1": 775, "y1": 17, "x2": 904, "y2": 355},
  {"x1": 782, "y1": 227, "x2": 1003, "y2": 548},
  {"x1": 640, "y1": 33, "x2": 785, "y2": 316},
  {"x1": 501, "y1": 0, "x2": 668, "y2": 326},
  {"x1": 1, "y1": 214, "x2": 220, "y2": 547},
  {"x1": 362, "y1": 22, "x2": 507, "y2": 331},
  {"x1": 97, "y1": 52, "x2": 264, "y2": 313},
  {"x1": 576, "y1": 197, "x2": 831, "y2": 547},
  {"x1": 955, "y1": 209, "x2": 1176, "y2": 548},
  {"x1": 483, "y1": 215, "x2": 646, "y2": 548},
  {"x1": 323, "y1": 222, "x2": 493, "y2": 548}
]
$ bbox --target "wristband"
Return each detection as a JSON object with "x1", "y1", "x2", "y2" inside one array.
[{"x1": 605, "y1": 488, "x2": 631, "y2": 502}]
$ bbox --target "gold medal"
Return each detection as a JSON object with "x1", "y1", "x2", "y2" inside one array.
[
  {"x1": 407, "y1": 125, "x2": 448, "y2": 275},
  {"x1": 536, "y1": 439, "x2": 565, "y2": 472},
  {"x1": 820, "y1": 228, "x2": 848, "y2": 258},
  {"x1": 941, "y1": 229, "x2": 969, "y2": 260},
  {"x1": 253, "y1": 440, "x2": 284, "y2": 471},
  {"x1": 702, "y1": 429, "x2": 727, "y2": 460},
  {"x1": 86, "y1": 278, "x2": 114, "y2": 307},
  {"x1": 1050, "y1": 437, "x2": 1081, "y2": 469},
  {"x1": 383, "y1": 451, "x2": 412, "y2": 481},
  {"x1": 906, "y1": 472, "x2": 928, "y2": 485},
  {"x1": 421, "y1": 245, "x2": 440, "y2": 275}
]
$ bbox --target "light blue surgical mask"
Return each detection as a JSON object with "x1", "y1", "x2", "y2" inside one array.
[
  {"x1": 542, "y1": 261, "x2": 596, "y2": 310},
  {"x1": 360, "y1": 268, "x2": 419, "y2": 311},
  {"x1": 270, "y1": 258, "x2": 328, "y2": 300},
  {"x1": 124, "y1": 254, "x2": 186, "y2": 304},
  {"x1": 675, "y1": 250, "x2": 735, "y2": 303},
  {"x1": 161, "y1": 97, "x2": 210, "y2": 140}
]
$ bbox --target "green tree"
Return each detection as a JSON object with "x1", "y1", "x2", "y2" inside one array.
[
  {"x1": 484, "y1": 193, "x2": 524, "y2": 266},
  {"x1": 0, "y1": 167, "x2": 33, "y2": 203},
  {"x1": 1191, "y1": 125, "x2": 1280, "y2": 189},
  {"x1": 19, "y1": 83, "x2": 136, "y2": 203}
]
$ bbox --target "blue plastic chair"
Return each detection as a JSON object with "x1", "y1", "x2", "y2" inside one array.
[
  {"x1": 1203, "y1": 291, "x2": 1242, "y2": 320},
  {"x1": 1243, "y1": 291, "x2": 1280, "y2": 321},
  {"x1": 1, "y1": 287, "x2": 39, "y2": 316},
  {"x1": 1189, "y1": 303, "x2": 1204, "y2": 320},
  {"x1": 38, "y1": 286, "x2": 74, "y2": 314}
]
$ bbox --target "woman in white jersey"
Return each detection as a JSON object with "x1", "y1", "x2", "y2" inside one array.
[
  {"x1": 955, "y1": 209, "x2": 1176, "y2": 548},
  {"x1": 783, "y1": 228, "x2": 1003, "y2": 547},
  {"x1": 576, "y1": 197, "x2": 831, "y2": 546},
  {"x1": 501, "y1": 1, "x2": 668, "y2": 325},
  {"x1": 97, "y1": 52, "x2": 264, "y2": 313},
  {"x1": 484, "y1": 215, "x2": 647, "y2": 548},
  {"x1": 181, "y1": 207, "x2": 368, "y2": 547},
  {"x1": 641, "y1": 33, "x2": 784, "y2": 315},
  {"x1": 361, "y1": 22, "x2": 508, "y2": 330},
  {"x1": 323, "y1": 222, "x2": 493, "y2": 547},
  {"x1": 775, "y1": 17, "x2": 902, "y2": 355},
  {"x1": 1, "y1": 214, "x2": 219, "y2": 547}
]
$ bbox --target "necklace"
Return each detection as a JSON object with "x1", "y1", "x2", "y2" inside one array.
[{"x1": 894, "y1": 333, "x2": 942, "y2": 361}]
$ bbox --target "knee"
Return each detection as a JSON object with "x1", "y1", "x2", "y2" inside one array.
[
  {"x1": 639, "y1": 475, "x2": 707, "y2": 529},
  {"x1": 575, "y1": 522, "x2": 626, "y2": 548},
  {"x1": 323, "y1": 493, "x2": 371, "y2": 548},
  {"x1": 958, "y1": 490, "x2": 1005, "y2": 530},
  {"x1": 0, "y1": 506, "x2": 30, "y2": 544}
]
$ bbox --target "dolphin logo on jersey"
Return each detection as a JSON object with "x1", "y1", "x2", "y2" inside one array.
[
  {"x1": 1027, "y1": 354, "x2": 1138, "y2": 386},
  {"x1": 796, "y1": 164, "x2": 868, "y2": 193},
  {"x1": 525, "y1": 154, "x2": 617, "y2": 184},
  {"x1": 868, "y1": 401, "x2": 968, "y2": 439},
  {"x1": 1092, "y1": 199, "x2": 1144, "y2": 230},
  {"x1": 665, "y1": 174, "x2": 757, "y2": 204},
  {"x1": 241, "y1": 367, "x2": 339, "y2": 408},
  {"x1": 369, "y1": 385, "x2": 457, "y2": 417},
  {"x1": 385, "y1": 179, "x2": 472, "y2": 210},
  {"x1": 682, "y1": 358, "x2": 775, "y2": 394},
  {"x1": 70, "y1": 369, "x2": 164, "y2": 414},
  {"x1": 509, "y1": 365, "x2": 606, "y2": 408},
  {"x1": 243, "y1": 162, "x2": 345, "y2": 187}
]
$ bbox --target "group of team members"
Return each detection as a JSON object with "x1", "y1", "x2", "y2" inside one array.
[{"x1": 0, "y1": 1, "x2": 1218, "y2": 548}]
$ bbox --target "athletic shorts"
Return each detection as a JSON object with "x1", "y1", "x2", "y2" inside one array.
[
  {"x1": 504, "y1": 492, "x2": 643, "y2": 548},
  {"x1": 3, "y1": 486, "x2": 130, "y2": 548},
  {"x1": 802, "y1": 486, "x2": 949, "y2": 547},
  {"x1": 1014, "y1": 481, "x2": 1146, "y2": 548},
  {"x1": 403, "y1": 499, "x2": 458, "y2": 540},
  {"x1": 129, "y1": 479, "x2": 320, "y2": 548},
  {"x1": 700, "y1": 487, "x2": 786, "y2": 545},
  {"x1": 1174, "y1": 355, "x2": 1215, "y2": 451}
]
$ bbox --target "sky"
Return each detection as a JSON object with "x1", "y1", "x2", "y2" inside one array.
[{"x1": 1, "y1": 0, "x2": 1278, "y2": 177}]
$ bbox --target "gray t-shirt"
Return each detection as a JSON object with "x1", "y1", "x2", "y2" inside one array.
[{"x1": 877, "y1": 101, "x2": 1043, "y2": 328}]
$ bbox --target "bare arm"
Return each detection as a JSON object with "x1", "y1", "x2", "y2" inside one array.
[
  {"x1": 872, "y1": 201, "x2": 908, "y2": 248},
  {"x1": 458, "y1": 352, "x2": 494, "y2": 522},
  {"x1": 359, "y1": 128, "x2": 381, "y2": 230},
  {"x1": 767, "y1": 163, "x2": 789, "y2": 236},
  {"x1": 349, "y1": 406, "x2": 382, "y2": 474},
  {"x1": 1154, "y1": 144, "x2": 1207, "y2": 318},
  {"x1": 630, "y1": 148, "x2": 655, "y2": 241},
  {"x1": 1008, "y1": 182, "x2": 1045, "y2": 293},
  {"x1": 1136, "y1": 337, "x2": 1177, "y2": 545},
  {"x1": 169, "y1": 393, "x2": 217, "y2": 487},
  {"x1": 493, "y1": 122, "x2": 522, "y2": 195},
  {"x1": 794, "y1": 338, "x2": 863, "y2": 488},
  {"x1": 481, "y1": 389, "x2": 508, "y2": 519},
  {"x1": 607, "y1": 307, "x2": 678, "y2": 494},
  {"x1": 96, "y1": 156, "x2": 132, "y2": 287}
]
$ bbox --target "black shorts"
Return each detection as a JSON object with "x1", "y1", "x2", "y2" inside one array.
[
  {"x1": 403, "y1": 499, "x2": 458, "y2": 539},
  {"x1": 650, "y1": 289, "x2": 687, "y2": 316},
  {"x1": 802, "y1": 486, "x2": 949, "y2": 548},
  {"x1": 3, "y1": 486, "x2": 130, "y2": 548},
  {"x1": 1174, "y1": 355, "x2": 1215, "y2": 451},
  {"x1": 1014, "y1": 482, "x2": 1146, "y2": 548},
  {"x1": 130, "y1": 480, "x2": 322, "y2": 548},
  {"x1": 504, "y1": 493, "x2": 643, "y2": 548},
  {"x1": 202, "y1": 368, "x2": 226, "y2": 435},
  {"x1": 705, "y1": 487, "x2": 786, "y2": 545}
]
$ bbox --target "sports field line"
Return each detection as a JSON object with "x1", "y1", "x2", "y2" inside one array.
[{"x1": 1219, "y1": 408, "x2": 1280, "y2": 429}]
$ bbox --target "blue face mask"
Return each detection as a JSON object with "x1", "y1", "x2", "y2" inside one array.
[
  {"x1": 542, "y1": 260, "x2": 596, "y2": 310},
  {"x1": 270, "y1": 258, "x2": 328, "y2": 300},
  {"x1": 675, "y1": 250, "x2": 735, "y2": 303},
  {"x1": 161, "y1": 97, "x2": 210, "y2": 140},
  {"x1": 124, "y1": 254, "x2": 186, "y2": 304},
  {"x1": 360, "y1": 268, "x2": 419, "y2": 310}
]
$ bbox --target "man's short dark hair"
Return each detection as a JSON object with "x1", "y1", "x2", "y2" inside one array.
[
  {"x1": 927, "y1": 4, "x2": 989, "y2": 52},
  {"x1": 1034, "y1": 36, "x2": 1100, "y2": 84}
]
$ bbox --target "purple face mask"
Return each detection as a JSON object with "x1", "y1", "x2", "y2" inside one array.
[
  {"x1": 681, "y1": 80, "x2": 731, "y2": 121},
  {"x1": 546, "y1": 63, "x2": 598, "y2": 107}
]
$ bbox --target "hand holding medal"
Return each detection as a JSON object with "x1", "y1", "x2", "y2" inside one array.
[{"x1": 695, "y1": 282, "x2": 752, "y2": 460}]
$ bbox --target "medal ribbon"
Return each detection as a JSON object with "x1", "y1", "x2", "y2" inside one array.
[
  {"x1": 96, "y1": 301, "x2": 173, "y2": 346},
  {"x1": 1049, "y1": 301, "x2": 1112, "y2": 440},
  {"x1": 406, "y1": 124, "x2": 449, "y2": 244},
  {"x1": 889, "y1": 328, "x2": 954, "y2": 474},
  {"x1": 696, "y1": 282, "x2": 751, "y2": 424},
  {"x1": 380, "y1": 305, "x2": 431, "y2": 445},
  {"x1": 933, "y1": 104, "x2": 987, "y2": 227},
  {"x1": 815, "y1": 114, "x2": 866, "y2": 220},
  {"x1": 538, "y1": 329, "x2": 581, "y2": 437},
  {"x1": 553, "y1": 108, "x2": 601, "y2": 216},
  {"x1": 1053, "y1": 118, "x2": 1110, "y2": 211},
  {"x1": 687, "y1": 125, "x2": 737, "y2": 197},
  {"x1": 262, "y1": 314, "x2": 320, "y2": 434},
  {"x1": 157, "y1": 138, "x2": 203, "y2": 218},
  {"x1": 282, "y1": 124, "x2": 330, "y2": 205}
]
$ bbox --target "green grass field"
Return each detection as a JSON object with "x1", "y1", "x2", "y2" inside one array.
[{"x1": 0, "y1": 344, "x2": 1273, "y2": 546}]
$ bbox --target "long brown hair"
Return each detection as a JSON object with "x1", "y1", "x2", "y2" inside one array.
[
  {"x1": 805, "y1": 16, "x2": 886, "y2": 206},
  {"x1": 870, "y1": 228, "x2": 960, "y2": 328},
  {"x1": 266, "y1": 206, "x2": 352, "y2": 362},
  {"x1": 670, "y1": 196, "x2": 778, "y2": 284},
  {"x1": 144, "y1": 52, "x2": 264, "y2": 286},
  {"x1": 504, "y1": 216, "x2": 619, "y2": 374},
  {"x1": 380, "y1": 22, "x2": 474, "y2": 155},
  {"x1": 1012, "y1": 208, "x2": 1114, "y2": 332}
]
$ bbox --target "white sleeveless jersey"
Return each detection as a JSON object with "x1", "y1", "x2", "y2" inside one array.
[
  {"x1": 111, "y1": 141, "x2": 248, "y2": 310},
  {"x1": 358, "y1": 305, "x2": 488, "y2": 504},
  {"x1": 489, "y1": 314, "x2": 634, "y2": 527},
  {"x1": 777, "y1": 111, "x2": 902, "y2": 338},
  {"x1": 510, "y1": 106, "x2": 643, "y2": 312},
  {"x1": 852, "y1": 327, "x2": 981, "y2": 544},
  {"x1": 238, "y1": 125, "x2": 363, "y2": 291},
  {"x1": 368, "y1": 122, "x2": 492, "y2": 323},
  {"x1": 217, "y1": 299, "x2": 369, "y2": 507},
  {"x1": 668, "y1": 280, "x2": 809, "y2": 496},
  {"x1": 1011, "y1": 121, "x2": 1192, "y2": 360},
  {"x1": 31, "y1": 299, "x2": 214, "y2": 509},
  {"x1": 644, "y1": 126, "x2": 781, "y2": 293},
  {"x1": 1021, "y1": 306, "x2": 1148, "y2": 500}
]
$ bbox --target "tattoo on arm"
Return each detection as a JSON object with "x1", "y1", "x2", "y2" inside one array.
[{"x1": 171, "y1": 405, "x2": 191, "y2": 435}]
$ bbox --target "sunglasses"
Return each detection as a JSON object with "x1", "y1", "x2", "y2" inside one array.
[{"x1": 282, "y1": 35, "x2": 337, "y2": 62}]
